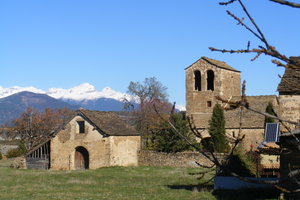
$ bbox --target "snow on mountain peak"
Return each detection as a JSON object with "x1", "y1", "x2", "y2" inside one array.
[
  {"x1": 48, "y1": 84, "x2": 131, "y2": 101},
  {"x1": 0, "y1": 83, "x2": 185, "y2": 111},
  {"x1": 0, "y1": 83, "x2": 135, "y2": 102},
  {"x1": 0, "y1": 86, "x2": 45, "y2": 98},
  {"x1": 71, "y1": 83, "x2": 96, "y2": 93}
]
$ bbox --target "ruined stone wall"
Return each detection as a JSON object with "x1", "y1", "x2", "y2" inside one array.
[
  {"x1": 139, "y1": 150, "x2": 225, "y2": 168},
  {"x1": 50, "y1": 116, "x2": 110, "y2": 170},
  {"x1": 278, "y1": 95, "x2": 300, "y2": 131},
  {"x1": 109, "y1": 136, "x2": 140, "y2": 166}
]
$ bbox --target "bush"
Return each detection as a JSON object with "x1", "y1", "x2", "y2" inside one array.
[
  {"x1": 6, "y1": 148, "x2": 22, "y2": 158},
  {"x1": 6, "y1": 141, "x2": 27, "y2": 158},
  {"x1": 218, "y1": 149, "x2": 260, "y2": 177},
  {"x1": 0, "y1": 152, "x2": 2, "y2": 160},
  {"x1": 153, "y1": 113, "x2": 196, "y2": 153}
]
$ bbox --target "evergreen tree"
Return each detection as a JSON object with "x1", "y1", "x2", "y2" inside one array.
[
  {"x1": 208, "y1": 104, "x2": 228, "y2": 153},
  {"x1": 154, "y1": 113, "x2": 195, "y2": 153},
  {"x1": 264, "y1": 102, "x2": 277, "y2": 126}
]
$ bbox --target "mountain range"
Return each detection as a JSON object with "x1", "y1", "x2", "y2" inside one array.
[
  {"x1": 0, "y1": 83, "x2": 185, "y2": 125},
  {"x1": 0, "y1": 83, "x2": 139, "y2": 125}
]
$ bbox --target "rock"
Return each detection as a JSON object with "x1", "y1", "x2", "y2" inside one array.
[{"x1": 10, "y1": 156, "x2": 26, "y2": 169}]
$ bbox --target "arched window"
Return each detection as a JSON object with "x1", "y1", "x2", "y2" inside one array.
[
  {"x1": 207, "y1": 70, "x2": 215, "y2": 91},
  {"x1": 194, "y1": 70, "x2": 201, "y2": 91}
]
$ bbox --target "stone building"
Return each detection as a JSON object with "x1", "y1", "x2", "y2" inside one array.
[
  {"x1": 277, "y1": 57, "x2": 300, "y2": 197},
  {"x1": 26, "y1": 109, "x2": 140, "y2": 170},
  {"x1": 185, "y1": 57, "x2": 285, "y2": 150}
]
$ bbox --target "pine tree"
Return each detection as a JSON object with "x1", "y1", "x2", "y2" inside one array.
[
  {"x1": 264, "y1": 102, "x2": 277, "y2": 126},
  {"x1": 208, "y1": 104, "x2": 228, "y2": 153}
]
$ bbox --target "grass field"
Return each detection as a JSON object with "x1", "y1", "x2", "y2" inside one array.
[
  {"x1": 0, "y1": 163, "x2": 215, "y2": 200},
  {"x1": 0, "y1": 159, "x2": 280, "y2": 200}
]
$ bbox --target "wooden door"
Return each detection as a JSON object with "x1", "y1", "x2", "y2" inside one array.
[
  {"x1": 75, "y1": 146, "x2": 89, "y2": 169},
  {"x1": 75, "y1": 150, "x2": 85, "y2": 169}
]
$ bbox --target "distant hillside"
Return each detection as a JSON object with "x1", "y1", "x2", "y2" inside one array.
[
  {"x1": 63, "y1": 98, "x2": 138, "y2": 112},
  {"x1": 0, "y1": 91, "x2": 79, "y2": 125}
]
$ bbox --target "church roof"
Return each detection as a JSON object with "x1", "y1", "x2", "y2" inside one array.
[
  {"x1": 26, "y1": 109, "x2": 139, "y2": 155},
  {"x1": 185, "y1": 56, "x2": 240, "y2": 73},
  {"x1": 277, "y1": 56, "x2": 300, "y2": 95},
  {"x1": 79, "y1": 109, "x2": 139, "y2": 136}
]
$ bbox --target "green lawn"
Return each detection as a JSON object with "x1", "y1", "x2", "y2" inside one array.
[{"x1": 0, "y1": 164, "x2": 215, "y2": 200}]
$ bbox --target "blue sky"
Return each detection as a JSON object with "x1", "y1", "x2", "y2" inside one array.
[{"x1": 1, "y1": 0, "x2": 299, "y2": 106}]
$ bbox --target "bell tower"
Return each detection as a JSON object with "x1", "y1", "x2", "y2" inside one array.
[{"x1": 185, "y1": 57, "x2": 241, "y2": 128}]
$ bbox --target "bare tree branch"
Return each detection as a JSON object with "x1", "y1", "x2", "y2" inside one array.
[
  {"x1": 270, "y1": 0, "x2": 300, "y2": 8},
  {"x1": 226, "y1": 10, "x2": 263, "y2": 41}
]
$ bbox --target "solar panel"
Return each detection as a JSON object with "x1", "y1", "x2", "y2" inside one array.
[{"x1": 264, "y1": 123, "x2": 280, "y2": 142}]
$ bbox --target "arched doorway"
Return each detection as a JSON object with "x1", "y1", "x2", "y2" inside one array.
[{"x1": 75, "y1": 146, "x2": 89, "y2": 169}]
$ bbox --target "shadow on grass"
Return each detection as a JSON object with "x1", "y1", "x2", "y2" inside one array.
[
  {"x1": 168, "y1": 185, "x2": 280, "y2": 199},
  {"x1": 167, "y1": 184, "x2": 213, "y2": 192},
  {"x1": 213, "y1": 188, "x2": 280, "y2": 200}
]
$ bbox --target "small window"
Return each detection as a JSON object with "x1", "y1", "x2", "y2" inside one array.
[
  {"x1": 207, "y1": 101, "x2": 212, "y2": 108},
  {"x1": 77, "y1": 121, "x2": 85, "y2": 134}
]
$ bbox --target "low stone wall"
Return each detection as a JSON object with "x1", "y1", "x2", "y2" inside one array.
[{"x1": 138, "y1": 150, "x2": 225, "y2": 168}]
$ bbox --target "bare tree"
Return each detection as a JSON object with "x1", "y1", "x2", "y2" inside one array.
[
  {"x1": 125, "y1": 77, "x2": 172, "y2": 149},
  {"x1": 13, "y1": 108, "x2": 72, "y2": 151}
]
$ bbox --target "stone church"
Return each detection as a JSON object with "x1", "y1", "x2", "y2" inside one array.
[
  {"x1": 26, "y1": 109, "x2": 140, "y2": 170},
  {"x1": 185, "y1": 56, "x2": 300, "y2": 150}
]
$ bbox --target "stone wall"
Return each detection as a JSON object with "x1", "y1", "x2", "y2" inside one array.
[
  {"x1": 138, "y1": 150, "x2": 224, "y2": 168},
  {"x1": 278, "y1": 95, "x2": 300, "y2": 131},
  {"x1": 51, "y1": 115, "x2": 111, "y2": 170},
  {"x1": 226, "y1": 128, "x2": 264, "y2": 151},
  {"x1": 110, "y1": 136, "x2": 140, "y2": 166}
]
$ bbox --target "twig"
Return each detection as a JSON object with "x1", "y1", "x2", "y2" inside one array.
[{"x1": 270, "y1": 0, "x2": 300, "y2": 8}]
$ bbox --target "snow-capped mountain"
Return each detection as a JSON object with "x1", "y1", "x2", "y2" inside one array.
[
  {"x1": 0, "y1": 83, "x2": 136, "y2": 102},
  {"x1": 0, "y1": 83, "x2": 185, "y2": 111},
  {"x1": 0, "y1": 91, "x2": 79, "y2": 125},
  {"x1": 0, "y1": 86, "x2": 46, "y2": 98},
  {"x1": 47, "y1": 83, "x2": 137, "y2": 102},
  {"x1": 0, "y1": 83, "x2": 185, "y2": 125}
]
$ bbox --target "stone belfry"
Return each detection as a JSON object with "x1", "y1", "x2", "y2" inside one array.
[{"x1": 185, "y1": 57, "x2": 241, "y2": 128}]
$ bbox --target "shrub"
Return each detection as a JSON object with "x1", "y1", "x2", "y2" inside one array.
[
  {"x1": 0, "y1": 151, "x2": 2, "y2": 160},
  {"x1": 153, "y1": 113, "x2": 196, "y2": 153},
  {"x1": 6, "y1": 141, "x2": 27, "y2": 158},
  {"x1": 264, "y1": 102, "x2": 277, "y2": 126},
  {"x1": 218, "y1": 149, "x2": 260, "y2": 177},
  {"x1": 6, "y1": 148, "x2": 22, "y2": 158}
]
